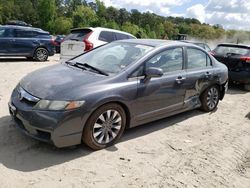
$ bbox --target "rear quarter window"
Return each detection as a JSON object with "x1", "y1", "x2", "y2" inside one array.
[
  {"x1": 99, "y1": 31, "x2": 115, "y2": 42},
  {"x1": 115, "y1": 33, "x2": 131, "y2": 40}
]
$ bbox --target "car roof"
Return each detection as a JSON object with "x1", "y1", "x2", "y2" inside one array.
[
  {"x1": 217, "y1": 43, "x2": 250, "y2": 48},
  {"x1": 71, "y1": 27, "x2": 136, "y2": 38},
  {"x1": 0, "y1": 25, "x2": 47, "y2": 33},
  {"x1": 181, "y1": 40, "x2": 206, "y2": 45},
  {"x1": 115, "y1": 39, "x2": 198, "y2": 48}
]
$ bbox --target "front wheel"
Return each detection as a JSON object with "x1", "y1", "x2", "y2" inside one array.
[
  {"x1": 200, "y1": 85, "x2": 220, "y2": 112},
  {"x1": 34, "y1": 47, "x2": 49, "y2": 61},
  {"x1": 82, "y1": 103, "x2": 126, "y2": 150}
]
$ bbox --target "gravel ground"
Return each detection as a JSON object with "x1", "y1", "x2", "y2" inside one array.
[{"x1": 0, "y1": 54, "x2": 250, "y2": 188}]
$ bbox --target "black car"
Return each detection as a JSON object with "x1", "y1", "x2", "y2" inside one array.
[
  {"x1": 9, "y1": 39, "x2": 228, "y2": 150},
  {"x1": 0, "y1": 25, "x2": 55, "y2": 61},
  {"x1": 53, "y1": 35, "x2": 65, "y2": 53},
  {"x1": 212, "y1": 43, "x2": 250, "y2": 91}
]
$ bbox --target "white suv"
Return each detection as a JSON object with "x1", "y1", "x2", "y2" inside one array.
[{"x1": 60, "y1": 27, "x2": 136, "y2": 62}]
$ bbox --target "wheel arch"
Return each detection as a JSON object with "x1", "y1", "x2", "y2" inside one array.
[
  {"x1": 85, "y1": 100, "x2": 131, "y2": 130},
  {"x1": 32, "y1": 45, "x2": 49, "y2": 57}
]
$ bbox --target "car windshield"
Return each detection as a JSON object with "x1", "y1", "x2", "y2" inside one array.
[
  {"x1": 71, "y1": 42, "x2": 154, "y2": 74},
  {"x1": 214, "y1": 46, "x2": 250, "y2": 56}
]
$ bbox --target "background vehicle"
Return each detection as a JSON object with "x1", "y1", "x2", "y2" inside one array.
[
  {"x1": 6, "y1": 20, "x2": 32, "y2": 27},
  {"x1": 0, "y1": 25, "x2": 55, "y2": 61},
  {"x1": 182, "y1": 40, "x2": 211, "y2": 52},
  {"x1": 9, "y1": 40, "x2": 228, "y2": 150},
  {"x1": 53, "y1": 35, "x2": 65, "y2": 53},
  {"x1": 211, "y1": 43, "x2": 250, "y2": 91},
  {"x1": 60, "y1": 27, "x2": 136, "y2": 62}
]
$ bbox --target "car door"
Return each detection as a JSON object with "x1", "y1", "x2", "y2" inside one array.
[
  {"x1": 13, "y1": 29, "x2": 38, "y2": 55},
  {"x1": 184, "y1": 47, "x2": 215, "y2": 105},
  {"x1": 0, "y1": 27, "x2": 14, "y2": 54},
  {"x1": 132, "y1": 47, "x2": 187, "y2": 122}
]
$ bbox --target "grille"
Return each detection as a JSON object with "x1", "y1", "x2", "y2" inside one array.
[{"x1": 17, "y1": 86, "x2": 40, "y2": 105}]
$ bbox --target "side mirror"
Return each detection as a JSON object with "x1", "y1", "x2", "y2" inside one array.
[{"x1": 145, "y1": 67, "x2": 163, "y2": 79}]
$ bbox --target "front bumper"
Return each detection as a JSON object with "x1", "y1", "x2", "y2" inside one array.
[
  {"x1": 9, "y1": 89, "x2": 90, "y2": 148},
  {"x1": 230, "y1": 70, "x2": 250, "y2": 84}
]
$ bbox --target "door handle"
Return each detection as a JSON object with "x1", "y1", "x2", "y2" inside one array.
[
  {"x1": 175, "y1": 76, "x2": 186, "y2": 84},
  {"x1": 205, "y1": 72, "x2": 212, "y2": 78}
]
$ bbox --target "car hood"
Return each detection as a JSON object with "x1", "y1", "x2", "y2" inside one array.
[{"x1": 20, "y1": 64, "x2": 108, "y2": 100}]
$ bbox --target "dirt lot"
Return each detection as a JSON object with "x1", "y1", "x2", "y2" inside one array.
[{"x1": 0, "y1": 55, "x2": 250, "y2": 188}]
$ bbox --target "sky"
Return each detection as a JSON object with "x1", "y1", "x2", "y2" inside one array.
[{"x1": 101, "y1": 0, "x2": 250, "y2": 30}]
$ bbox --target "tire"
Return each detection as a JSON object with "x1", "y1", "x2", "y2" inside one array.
[
  {"x1": 82, "y1": 103, "x2": 126, "y2": 150},
  {"x1": 34, "y1": 47, "x2": 49, "y2": 61},
  {"x1": 244, "y1": 84, "x2": 250, "y2": 92},
  {"x1": 200, "y1": 85, "x2": 220, "y2": 112}
]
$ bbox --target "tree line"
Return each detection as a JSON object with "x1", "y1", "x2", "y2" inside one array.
[{"x1": 0, "y1": 0, "x2": 249, "y2": 42}]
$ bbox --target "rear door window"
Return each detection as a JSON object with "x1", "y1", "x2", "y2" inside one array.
[
  {"x1": 64, "y1": 29, "x2": 92, "y2": 41},
  {"x1": 14, "y1": 29, "x2": 37, "y2": 38},
  {"x1": 99, "y1": 31, "x2": 115, "y2": 42},
  {"x1": 187, "y1": 48, "x2": 212, "y2": 69}
]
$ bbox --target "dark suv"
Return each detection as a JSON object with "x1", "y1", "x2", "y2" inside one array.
[
  {"x1": 0, "y1": 25, "x2": 55, "y2": 61},
  {"x1": 211, "y1": 43, "x2": 250, "y2": 91}
]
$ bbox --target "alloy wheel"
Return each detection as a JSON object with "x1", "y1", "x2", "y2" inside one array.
[
  {"x1": 206, "y1": 87, "x2": 219, "y2": 110},
  {"x1": 92, "y1": 109, "x2": 122, "y2": 144}
]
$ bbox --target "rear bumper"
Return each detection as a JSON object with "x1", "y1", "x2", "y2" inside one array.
[{"x1": 230, "y1": 70, "x2": 250, "y2": 84}]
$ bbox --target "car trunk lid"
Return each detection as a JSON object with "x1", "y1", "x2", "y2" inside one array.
[{"x1": 61, "y1": 28, "x2": 93, "y2": 59}]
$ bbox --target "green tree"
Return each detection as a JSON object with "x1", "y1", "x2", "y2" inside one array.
[
  {"x1": 121, "y1": 22, "x2": 139, "y2": 36},
  {"x1": 72, "y1": 5, "x2": 97, "y2": 28},
  {"x1": 37, "y1": 0, "x2": 56, "y2": 32},
  {"x1": 54, "y1": 17, "x2": 72, "y2": 34}
]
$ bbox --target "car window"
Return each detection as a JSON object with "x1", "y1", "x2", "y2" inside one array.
[
  {"x1": 115, "y1": 33, "x2": 130, "y2": 40},
  {"x1": 145, "y1": 48, "x2": 183, "y2": 73},
  {"x1": 0, "y1": 28, "x2": 13, "y2": 37},
  {"x1": 187, "y1": 48, "x2": 211, "y2": 69},
  {"x1": 0, "y1": 28, "x2": 6, "y2": 37},
  {"x1": 14, "y1": 29, "x2": 37, "y2": 38},
  {"x1": 73, "y1": 42, "x2": 153, "y2": 74},
  {"x1": 64, "y1": 29, "x2": 92, "y2": 41},
  {"x1": 99, "y1": 31, "x2": 115, "y2": 42},
  {"x1": 214, "y1": 45, "x2": 249, "y2": 56}
]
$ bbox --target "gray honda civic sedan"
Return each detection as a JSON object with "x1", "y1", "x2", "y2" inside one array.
[{"x1": 9, "y1": 39, "x2": 228, "y2": 150}]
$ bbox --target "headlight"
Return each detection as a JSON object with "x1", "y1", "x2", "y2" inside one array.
[{"x1": 34, "y1": 100, "x2": 85, "y2": 110}]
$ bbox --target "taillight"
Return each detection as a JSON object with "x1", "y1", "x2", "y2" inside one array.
[
  {"x1": 240, "y1": 56, "x2": 250, "y2": 63},
  {"x1": 83, "y1": 31, "x2": 93, "y2": 51},
  {"x1": 51, "y1": 39, "x2": 56, "y2": 46}
]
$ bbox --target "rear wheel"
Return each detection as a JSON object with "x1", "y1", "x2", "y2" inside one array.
[
  {"x1": 34, "y1": 47, "x2": 49, "y2": 61},
  {"x1": 82, "y1": 103, "x2": 126, "y2": 150},
  {"x1": 200, "y1": 85, "x2": 220, "y2": 112}
]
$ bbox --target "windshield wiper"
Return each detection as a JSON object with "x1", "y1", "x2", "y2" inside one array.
[
  {"x1": 65, "y1": 61, "x2": 87, "y2": 70},
  {"x1": 65, "y1": 61, "x2": 109, "y2": 76},
  {"x1": 81, "y1": 63, "x2": 109, "y2": 76}
]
